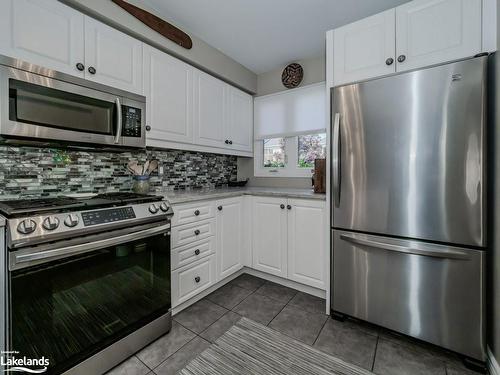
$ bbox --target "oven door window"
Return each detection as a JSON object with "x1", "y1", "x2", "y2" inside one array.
[
  {"x1": 10, "y1": 231, "x2": 170, "y2": 374},
  {"x1": 9, "y1": 79, "x2": 116, "y2": 135}
]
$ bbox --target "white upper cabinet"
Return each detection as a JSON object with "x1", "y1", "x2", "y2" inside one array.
[
  {"x1": 216, "y1": 197, "x2": 243, "y2": 280},
  {"x1": 194, "y1": 70, "x2": 227, "y2": 148},
  {"x1": 333, "y1": 9, "x2": 396, "y2": 86},
  {"x1": 252, "y1": 197, "x2": 288, "y2": 278},
  {"x1": 144, "y1": 45, "x2": 193, "y2": 144},
  {"x1": 0, "y1": 0, "x2": 85, "y2": 77},
  {"x1": 287, "y1": 199, "x2": 326, "y2": 290},
  {"x1": 84, "y1": 17, "x2": 143, "y2": 94},
  {"x1": 395, "y1": 0, "x2": 482, "y2": 72},
  {"x1": 226, "y1": 87, "x2": 253, "y2": 152}
]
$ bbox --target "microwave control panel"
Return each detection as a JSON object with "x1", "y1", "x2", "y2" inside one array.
[{"x1": 121, "y1": 106, "x2": 142, "y2": 137}]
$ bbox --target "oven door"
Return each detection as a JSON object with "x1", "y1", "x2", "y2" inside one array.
[
  {"x1": 8, "y1": 223, "x2": 170, "y2": 374},
  {"x1": 0, "y1": 64, "x2": 145, "y2": 148}
]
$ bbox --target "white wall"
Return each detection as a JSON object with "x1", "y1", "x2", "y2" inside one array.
[{"x1": 59, "y1": 0, "x2": 257, "y2": 93}]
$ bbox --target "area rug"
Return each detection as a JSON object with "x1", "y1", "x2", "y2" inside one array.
[{"x1": 179, "y1": 317, "x2": 374, "y2": 375}]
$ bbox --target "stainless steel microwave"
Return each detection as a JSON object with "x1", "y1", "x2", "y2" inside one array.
[{"x1": 0, "y1": 56, "x2": 146, "y2": 148}]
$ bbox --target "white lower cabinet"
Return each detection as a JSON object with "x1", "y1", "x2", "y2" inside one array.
[
  {"x1": 251, "y1": 197, "x2": 288, "y2": 277},
  {"x1": 172, "y1": 255, "x2": 216, "y2": 306},
  {"x1": 287, "y1": 199, "x2": 326, "y2": 289},
  {"x1": 216, "y1": 197, "x2": 243, "y2": 280},
  {"x1": 171, "y1": 195, "x2": 326, "y2": 307},
  {"x1": 252, "y1": 197, "x2": 326, "y2": 288}
]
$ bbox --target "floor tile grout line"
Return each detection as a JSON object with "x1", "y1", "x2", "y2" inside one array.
[
  {"x1": 149, "y1": 334, "x2": 198, "y2": 372},
  {"x1": 198, "y1": 308, "x2": 238, "y2": 340},
  {"x1": 370, "y1": 335, "x2": 380, "y2": 372},
  {"x1": 311, "y1": 314, "x2": 329, "y2": 347},
  {"x1": 266, "y1": 293, "x2": 295, "y2": 327}
]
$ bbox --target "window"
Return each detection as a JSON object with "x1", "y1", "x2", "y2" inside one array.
[
  {"x1": 298, "y1": 133, "x2": 326, "y2": 168},
  {"x1": 254, "y1": 82, "x2": 326, "y2": 178},
  {"x1": 255, "y1": 132, "x2": 327, "y2": 177},
  {"x1": 263, "y1": 138, "x2": 285, "y2": 168}
]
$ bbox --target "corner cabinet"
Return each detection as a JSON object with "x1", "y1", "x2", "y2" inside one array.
[
  {"x1": 251, "y1": 196, "x2": 327, "y2": 289},
  {"x1": 215, "y1": 197, "x2": 243, "y2": 279},
  {"x1": 251, "y1": 197, "x2": 288, "y2": 278},
  {"x1": 145, "y1": 47, "x2": 253, "y2": 157},
  {"x1": 332, "y1": 0, "x2": 484, "y2": 86}
]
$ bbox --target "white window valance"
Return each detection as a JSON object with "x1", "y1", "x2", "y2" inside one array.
[{"x1": 254, "y1": 82, "x2": 326, "y2": 140}]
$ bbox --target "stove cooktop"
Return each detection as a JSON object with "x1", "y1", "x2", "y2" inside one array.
[{"x1": 0, "y1": 192, "x2": 163, "y2": 218}]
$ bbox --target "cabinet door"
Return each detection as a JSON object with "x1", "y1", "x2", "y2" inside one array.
[
  {"x1": 0, "y1": 0, "x2": 85, "y2": 77},
  {"x1": 287, "y1": 199, "x2": 326, "y2": 289},
  {"x1": 194, "y1": 71, "x2": 226, "y2": 148},
  {"x1": 333, "y1": 9, "x2": 396, "y2": 86},
  {"x1": 216, "y1": 197, "x2": 243, "y2": 280},
  {"x1": 84, "y1": 17, "x2": 143, "y2": 94},
  {"x1": 396, "y1": 0, "x2": 482, "y2": 72},
  {"x1": 252, "y1": 197, "x2": 287, "y2": 277},
  {"x1": 144, "y1": 46, "x2": 193, "y2": 144},
  {"x1": 226, "y1": 87, "x2": 253, "y2": 152}
]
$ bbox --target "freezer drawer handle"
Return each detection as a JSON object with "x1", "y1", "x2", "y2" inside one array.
[{"x1": 339, "y1": 233, "x2": 471, "y2": 260}]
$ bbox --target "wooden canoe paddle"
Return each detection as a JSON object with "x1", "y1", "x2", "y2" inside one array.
[{"x1": 111, "y1": 0, "x2": 193, "y2": 49}]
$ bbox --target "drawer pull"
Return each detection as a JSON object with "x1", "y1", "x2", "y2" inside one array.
[
  {"x1": 195, "y1": 276, "x2": 201, "y2": 283},
  {"x1": 194, "y1": 210, "x2": 200, "y2": 216},
  {"x1": 194, "y1": 249, "x2": 200, "y2": 255},
  {"x1": 194, "y1": 229, "x2": 201, "y2": 235},
  {"x1": 218, "y1": 206, "x2": 223, "y2": 211}
]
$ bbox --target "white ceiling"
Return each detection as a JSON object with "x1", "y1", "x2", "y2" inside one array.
[{"x1": 139, "y1": 0, "x2": 411, "y2": 74}]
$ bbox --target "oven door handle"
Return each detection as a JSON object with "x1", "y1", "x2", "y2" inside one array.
[{"x1": 10, "y1": 223, "x2": 170, "y2": 271}]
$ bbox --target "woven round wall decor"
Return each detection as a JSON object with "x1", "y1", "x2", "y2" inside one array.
[{"x1": 281, "y1": 63, "x2": 303, "y2": 88}]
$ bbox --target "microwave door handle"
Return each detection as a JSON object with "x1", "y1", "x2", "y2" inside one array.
[{"x1": 114, "y1": 97, "x2": 122, "y2": 144}]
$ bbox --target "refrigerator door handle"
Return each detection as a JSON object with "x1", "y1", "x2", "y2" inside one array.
[
  {"x1": 339, "y1": 233, "x2": 471, "y2": 260},
  {"x1": 332, "y1": 112, "x2": 341, "y2": 207}
]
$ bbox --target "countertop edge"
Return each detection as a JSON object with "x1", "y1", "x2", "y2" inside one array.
[{"x1": 159, "y1": 189, "x2": 326, "y2": 205}]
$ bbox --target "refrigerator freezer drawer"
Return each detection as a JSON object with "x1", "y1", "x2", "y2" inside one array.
[{"x1": 331, "y1": 230, "x2": 486, "y2": 360}]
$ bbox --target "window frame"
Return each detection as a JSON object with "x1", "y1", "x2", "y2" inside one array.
[{"x1": 254, "y1": 132, "x2": 326, "y2": 178}]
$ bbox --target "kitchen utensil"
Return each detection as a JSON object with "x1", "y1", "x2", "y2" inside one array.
[
  {"x1": 146, "y1": 160, "x2": 158, "y2": 175},
  {"x1": 142, "y1": 160, "x2": 150, "y2": 175}
]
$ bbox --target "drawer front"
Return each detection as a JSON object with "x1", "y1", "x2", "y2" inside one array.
[
  {"x1": 171, "y1": 237, "x2": 215, "y2": 270},
  {"x1": 172, "y1": 255, "x2": 216, "y2": 306},
  {"x1": 171, "y1": 201, "x2": 215, "y2": 227},
  {"x1": 171, "y1": 219, "x2": 215, "y2": 248}
]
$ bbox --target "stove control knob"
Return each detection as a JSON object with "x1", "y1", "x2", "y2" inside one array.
[
  {"x1": 159, "y1": 203, "x2": 169, "y2": 212},
  {"x1": 64, "y1": 214, "x2": 79, "y2": 228},
  {"x1": 43, "y1": 216, "x2": 60, "y2": 231},
  {"x1": 149, "y1": 204, "x2": 159, "y2": 214},
  {"x1": 17, "y1": 219, "x2": 37, "y2": 235}
]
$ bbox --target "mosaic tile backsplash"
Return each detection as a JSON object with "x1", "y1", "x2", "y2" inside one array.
[{"x1": 0, "y1": 146, "x2": 237, "y2": 199}]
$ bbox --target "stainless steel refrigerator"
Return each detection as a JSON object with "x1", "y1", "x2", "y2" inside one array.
[{"x1": 330, "y1": 56, "x2": 486, "y2": 361}]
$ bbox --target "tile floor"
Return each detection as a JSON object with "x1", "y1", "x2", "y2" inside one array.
[{"x1": 107, "y1": 273, "x2": 480, "y2": 375}]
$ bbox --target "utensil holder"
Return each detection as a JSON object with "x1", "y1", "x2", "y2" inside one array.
[{"x1": 132, "y1": 175, "x2": 151, "y2": 194}]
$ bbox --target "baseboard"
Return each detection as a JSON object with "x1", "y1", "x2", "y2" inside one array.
[
  {"x1": 488, "y1": 347, "x2": 500, "y2": 375},
  {"x1": 242, "y1": 267, "x2": 327, "y2": 300}
]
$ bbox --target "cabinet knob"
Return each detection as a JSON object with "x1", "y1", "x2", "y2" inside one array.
[
  {"x1": 218, "y1": 206, "x2": 223, "y2": 211},
  {"x1": 195, "y1": 276, "x2": 201, "y2": 283},
  {"x1": 76, "y1": 62, "x2": 85, "y2": 71},
  {"x1": 145, "y1": 125, "x2": 151, "y2": 131},
  {"x1": 385, "y1": 58, "x2": 394, "y2": 66},
  {"x1": 287, "y1": 205, "x2": 292, "y2": 210},
  {"x1": 225, "y1": 140, "x2": 229, "y2": 144},
  {"x1": 194, "y1": 249, "x2": 200, "y2": 255},
  {"x1": 88, "y1": 66, "x2": 96, "y2": 74},
  {"x1": 228, "y1": 140, "x2": 233, "y2": 145},
  {"x1": 397, "y1": 55, "x2": 406, "y2": 63},
  {"x1": 280, "y1": 204, "x2": 285, "y2": 209},
  {"x1": 194, "y1": 229, "x2": 200, "y2": 235},
  {"x1": 194, "y1": 210, "x2": 200, "y2": 216}
]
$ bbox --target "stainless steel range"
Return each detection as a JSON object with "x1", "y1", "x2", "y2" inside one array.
[{"x1": 0, "y1": 192, "x2": 173, "y2": 375}]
